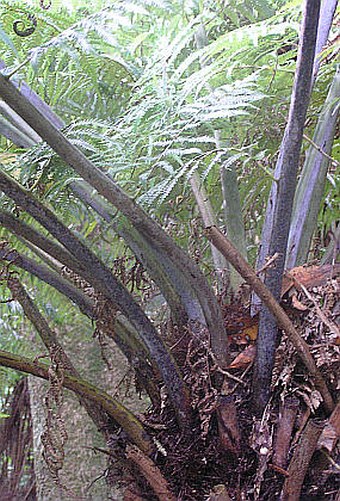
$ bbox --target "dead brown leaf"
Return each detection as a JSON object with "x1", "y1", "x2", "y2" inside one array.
[{"x1": 227, "y1": 345, "x2": 256, "y2": 369}]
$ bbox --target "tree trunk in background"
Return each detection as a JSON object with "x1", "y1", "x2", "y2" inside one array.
[
  {"x1": 28, "y1": 377, "x2": 107, "y2": 501},
  {"x1": 28, "y1": 331, "x2": 148, "y2": 500}
]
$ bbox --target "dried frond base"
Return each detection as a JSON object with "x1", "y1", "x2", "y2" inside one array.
[{"x1": 113, "y1": 277, "x2": 339, "y2": 500}]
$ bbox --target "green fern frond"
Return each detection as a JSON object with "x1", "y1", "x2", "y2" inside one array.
[{"x1": 0, "y1": 22, "x2": 18, "y2": 57}]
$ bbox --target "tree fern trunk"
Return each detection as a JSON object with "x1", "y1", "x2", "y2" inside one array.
[
  {"x1": 253, "y1": 0, "x2": 321, "y2": 414},
  {"x1": 257, "y1": 0, "x2": 337, "y2": 274}
]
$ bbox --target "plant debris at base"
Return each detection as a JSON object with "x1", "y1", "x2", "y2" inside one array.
[{"x1": 106, "y1": 267, "x2": 339, "y2": 500}]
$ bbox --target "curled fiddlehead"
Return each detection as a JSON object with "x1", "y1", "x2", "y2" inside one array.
[
  {"x1": 13, "y1": 13, "x2": 37, "y2": 37},
  {"x1": 40, "y1": 0, "x2": 51, "y2": 10}
]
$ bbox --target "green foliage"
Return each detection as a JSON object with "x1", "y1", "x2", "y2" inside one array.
[
  {"x1": 3, "y1": 0, "x2": 335, "y2": 263},
  {"x1": 0, "y1": 295, "x2": 27, "y2": 399},
  {"x1": 0, "y1": 0, "x2": 337, "y2": 373}
]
